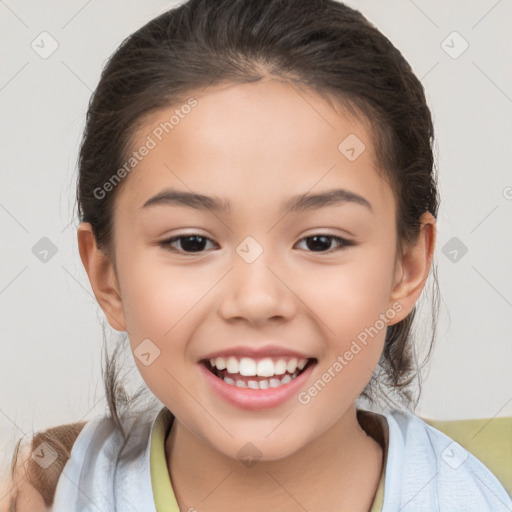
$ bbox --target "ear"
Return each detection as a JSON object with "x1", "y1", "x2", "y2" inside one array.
[
  {"x1": 387, "y1": 212, "x2": 437, "y2": 324},
  {"x1": 77, "y1": 222, "x2": 127, "y2": 332}
]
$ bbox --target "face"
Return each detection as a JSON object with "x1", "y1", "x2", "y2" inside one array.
[{"x1": 90, "y1": 79, "x2": 415, "y2": 460}]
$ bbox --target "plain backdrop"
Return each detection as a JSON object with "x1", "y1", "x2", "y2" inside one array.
[{"x1": 1, "y1": 0, "x2": 511, "y2": 473}]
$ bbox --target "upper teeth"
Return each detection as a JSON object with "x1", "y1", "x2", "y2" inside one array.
[{"x1": 209, "y1": 356, "x2": 308, "y2": 377}]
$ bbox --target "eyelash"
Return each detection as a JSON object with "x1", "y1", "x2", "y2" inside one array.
[{"x1": 158, "y1": 233, "x2": 354, "y2": 254}]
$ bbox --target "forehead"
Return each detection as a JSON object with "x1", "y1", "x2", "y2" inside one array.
[{"x1": 115, "y1": 79, "x2": 393, "y2": 219}]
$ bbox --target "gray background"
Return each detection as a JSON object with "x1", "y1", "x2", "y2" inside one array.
[{"x1": 1, "y1": 0, "x2": 511, "y2": 474}]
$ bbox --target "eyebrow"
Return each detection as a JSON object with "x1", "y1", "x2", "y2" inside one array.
[{"x1": 141, "y1": 187, "x2": 373, "y2": 214}]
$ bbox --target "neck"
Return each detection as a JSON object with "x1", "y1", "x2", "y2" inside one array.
[{"x1": 165, "y1": 405, "x2": 385, "y2": 512}]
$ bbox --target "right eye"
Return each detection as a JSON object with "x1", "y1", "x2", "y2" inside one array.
[{"x1": 158, "y1": 234, "x2": 218, "y2": 253}]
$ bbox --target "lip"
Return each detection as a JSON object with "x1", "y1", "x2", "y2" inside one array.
[
  {"x1": 201, "y1": 345, "x2": 312, "y2": 361},
  {"x1": 199, "y1": 359, "x2": 316, "y2": 410}
]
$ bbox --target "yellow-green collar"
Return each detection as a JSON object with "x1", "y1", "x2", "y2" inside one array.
[{"x1": 150, "y1": 407, "x2": 180, "y2": 512}]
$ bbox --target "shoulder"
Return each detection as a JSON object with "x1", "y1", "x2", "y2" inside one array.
[
  {"x1": 2, "y1": 409, "x2": 158, "y2": 512},
  {"x1": 51, "y1": 406, "x2": 162, "y2": 512},
  {"x1": 381, "y1": 409, "x2": 512, "y2": 511},
  {"x1": 1, "y1": 409, "x2": 157, "y2": 512},
  {"x1": 1, "y1": 420, "x2": 87, "y2": 512},
  {"x1": 421, "y1": 414, "x2": 512, "y2": 496}
]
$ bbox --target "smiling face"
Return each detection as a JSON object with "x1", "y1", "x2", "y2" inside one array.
[{"x1": 78, "y1": 78, "x2": 434, "y2": 461}]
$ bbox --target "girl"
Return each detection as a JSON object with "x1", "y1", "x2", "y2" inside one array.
[{"x1": 4, "y1": 0, "x2": 511, "y2": 510}]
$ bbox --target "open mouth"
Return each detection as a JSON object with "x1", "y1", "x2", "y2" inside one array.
[{"x1": 201, "y1": 357, "x2": 317, "y2": 390}]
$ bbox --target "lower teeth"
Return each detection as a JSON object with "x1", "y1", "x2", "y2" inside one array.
[{"x1": 222, "y1": 370, "x2": 299, "y2": 389}]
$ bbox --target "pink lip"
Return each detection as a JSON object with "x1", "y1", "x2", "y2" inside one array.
[
  {"x1": 199, "y1": 361, "x2": 316, "y2": 410},
  {"x1": 201, "y1": 345, "x2": 312, "y2": 361}
]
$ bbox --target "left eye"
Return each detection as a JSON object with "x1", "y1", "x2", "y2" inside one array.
[
  {"x1": 295, "y1": 234, "x2": 353, "y2": 253},
  {"x1": 159, "y1": 234, "x2": 352, "y2": 254}
]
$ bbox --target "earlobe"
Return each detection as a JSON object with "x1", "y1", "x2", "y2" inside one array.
[
  {"x1": 388, "y1": 212, "x2": 437, "y2": 325},
  {"x1": 77, "y1": 222, "x2": 127, "y2": 332}
]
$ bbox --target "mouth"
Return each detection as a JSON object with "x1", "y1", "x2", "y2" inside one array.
[{"x1": 200, "y1": 356, "x2": 317, "y2": 390}]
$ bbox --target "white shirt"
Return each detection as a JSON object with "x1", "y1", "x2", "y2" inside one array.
[{"x1": 52, "y1": 405, "x2": 512, "y2": 511}]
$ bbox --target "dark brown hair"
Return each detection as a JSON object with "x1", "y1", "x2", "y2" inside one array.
[{"x1": 75, "y1": 0, "x2": 440, "y2": 436}]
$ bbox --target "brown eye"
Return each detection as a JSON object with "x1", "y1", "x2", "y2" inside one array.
[
  {"x1": 159, "y1": 234, "x2": 217, "y2": 253},
  {"x1": 295, "y1": 234, "x2": 353, "y2": 253}
]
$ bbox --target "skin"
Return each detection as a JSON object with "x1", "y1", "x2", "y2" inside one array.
[
  {"x1": 0, "y1": 446, "x2": 51, "y2": 512},
  {"x1": 77, "y1": 78, "x2": 436, "y2": 511}
]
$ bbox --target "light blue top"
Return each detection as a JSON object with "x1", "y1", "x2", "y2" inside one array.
[{"x1": 52, "y1": 405, "x2": 512, "y2": 511}]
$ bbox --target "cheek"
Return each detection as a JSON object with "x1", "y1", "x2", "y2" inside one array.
[
  {"x1": 118, "y1": 248, "x2": 206, "y2": 339},
  {"x1": 114, "y1": 250, "x2": 201, "y2": 390},
  {"x1": 295, "y1": 254, "x2": 394, "y2": 421},
  {"x1": 300, "y1": 244, "x2": 396, "y2": 341},
  {"x1": 294, "y1": 242, "x2": 396, "y2": 406},
  {"x1": 120, "y1": 270, "x2": 195, "y2": 409}
]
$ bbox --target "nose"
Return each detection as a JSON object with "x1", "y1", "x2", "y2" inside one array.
[{"x1": 218, "y1": 248, "x2": 297, "y2": 326}]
